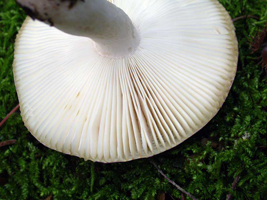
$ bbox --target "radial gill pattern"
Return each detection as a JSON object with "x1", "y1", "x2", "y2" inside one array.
[{"x1": 13, "y1": 0, "x2": 238, "y2": 162}]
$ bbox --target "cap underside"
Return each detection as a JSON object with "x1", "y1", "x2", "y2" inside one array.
[{"x1": 13, "y1": 0, "x2": 238, "y2": 162}]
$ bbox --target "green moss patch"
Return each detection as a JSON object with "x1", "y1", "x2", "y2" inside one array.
[{"x1": 1, "y1": 0, "x2": 267, "y2": 199}]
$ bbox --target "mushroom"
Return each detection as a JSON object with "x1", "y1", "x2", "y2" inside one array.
[{"x1": 13, "y1": 0, "x2": 238, "y2": 162}]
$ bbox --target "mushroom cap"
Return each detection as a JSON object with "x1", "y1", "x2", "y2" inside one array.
[{"x1": 13, "y1": 0, "x2": 238, "y2": 162}]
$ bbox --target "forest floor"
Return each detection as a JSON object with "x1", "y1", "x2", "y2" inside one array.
[{"x1": 1, "y1": 0, "x2": 267, "y2": 199}]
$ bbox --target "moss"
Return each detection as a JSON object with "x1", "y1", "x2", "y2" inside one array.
[{"x1": 0, "y1": 0, "x2": 267, "y2": 199}]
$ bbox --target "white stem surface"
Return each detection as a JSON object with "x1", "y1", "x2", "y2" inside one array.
[{"x1": 16, "y1": 0, "x2": 140, "y2": 58}]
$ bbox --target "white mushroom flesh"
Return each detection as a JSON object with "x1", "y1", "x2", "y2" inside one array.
[{"x1": 13, "y1": 0, "x2": 238, "y2": 162}]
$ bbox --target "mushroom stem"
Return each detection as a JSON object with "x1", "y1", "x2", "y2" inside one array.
[{"x1": 16, "y1": 0, "x2": 140, "y2": 58}]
